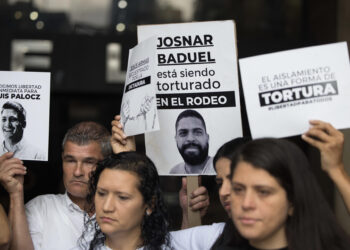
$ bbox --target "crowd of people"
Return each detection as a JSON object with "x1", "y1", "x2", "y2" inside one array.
[{"x1": 0, "y1": 113, "x2": 349, "y2": 249}]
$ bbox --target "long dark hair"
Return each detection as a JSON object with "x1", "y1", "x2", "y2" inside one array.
[
  {"x1": 211, "y1": 137, "x2": 250, "y2": 250},
  {"x1": 229, "y1": 138, "x2": 350, "y2": 250},
  {"x1": 80, "y1": 151, "x2": 170, "y2": 250},
  {"x1": 213, "y1": 137, "x2": 251, "y2": 169}
]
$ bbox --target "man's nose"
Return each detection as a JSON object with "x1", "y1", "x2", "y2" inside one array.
[
  {"x1": 3, "y1": 119, "x2": 10, "y2": 127},
  {"x1": 73, "y1": 162, "x2": 84, "y2": 177},
  {"x1": 185, "y1": 132, "x2": 196, "y2": 141}
]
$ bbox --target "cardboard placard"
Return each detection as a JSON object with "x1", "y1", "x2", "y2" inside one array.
[
  {"x1": 0, "y1": 71, "x2": 50, "y2": 161},
  {"x1": 239, "y1": 42, "x2": 350, "y2": 138},
  {"x1": 138, "y1": 20, "x2": 243, "y2": 175},
  {"x1": 121, "y1": 36, "x2": 159, "y2": 136}
]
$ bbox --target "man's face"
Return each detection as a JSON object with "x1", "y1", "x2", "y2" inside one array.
[
  {"x1": 175, "y1": 117, "x2": 209, "y2": 165},
  {"x1": 62, "y1": 141, "x2": 104, "y2": 201},
  {"x1": 1, "y1": 109, "x2": 24, "y2": 142}
]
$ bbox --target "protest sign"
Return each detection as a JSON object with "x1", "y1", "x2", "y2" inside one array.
[
  {"x1": 121, "y1": 36, "x2": 159, "y2": 136},
  {"x1": 138, "y1": 20, "x2": 242, "y2": 175},
  {"x1": 239, "y1": 42, "x2": 350, "y2": 138},
  {"x1": 0, "y1": 71, "x2": 50, "y2": 161}
]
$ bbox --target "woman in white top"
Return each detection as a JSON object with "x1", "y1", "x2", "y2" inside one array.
[{"x1": 80, "y1": 151, "x2": 171, "y2": 250}]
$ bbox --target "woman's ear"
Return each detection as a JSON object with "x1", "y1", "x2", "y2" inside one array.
[{"x1": 288, "y1": 203, "x2": 294, "y2": 216}]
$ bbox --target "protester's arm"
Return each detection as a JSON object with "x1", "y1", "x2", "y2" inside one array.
[
  {"x1": 302, "y1": 120, "x2": 350, "y2": 214},
  {"x1": 111, "y1": 115, "x2": 136, "y2": 153},
  {"x1": 0, "y1": 153, "x2": 34, "y2": 250},
  {"x1": 179, "y1": 177, "x2": 210, "y2": 229},
  {"x1": 0, "y1": 204, "x2": 10, "y2": 250}
]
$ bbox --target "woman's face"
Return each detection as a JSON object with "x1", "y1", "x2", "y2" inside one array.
[
  {"x1": 215, "y1": 157, "x2": 232, "y2": 216},
  {"x1": 230, "y1": 161, "x2": 292, "y2": 249},
  {"x1": 95, "y1": 168, "x2": 148, "y2": 238}
]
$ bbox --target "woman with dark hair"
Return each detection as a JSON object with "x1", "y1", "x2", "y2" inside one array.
[
  {"x1": 228, "y1": 138, "x2": 350, "y2": 250},
  {"x1": 79, "y1": 151, "x2": 171, "y2": 250},
  {"x1": 169, "y1": 138, "x2": 250, "y2": 250},
  {"x1": 210, "y1": 138, "x2": 250, "y2": 249},
  {"x1": 169, "y1": 138, "x2": 251, "y2": 250}
]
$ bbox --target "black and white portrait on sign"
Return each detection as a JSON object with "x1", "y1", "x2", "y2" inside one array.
[
  {"x1": 170, "y1": 109, "x2": 215, "y2": 174},
  {"x1": 0, "y1": 71, "x2": 50, "y2": 161},
  {"x1": 0, "y1": 101, "x2": 45, "y2": 160}
]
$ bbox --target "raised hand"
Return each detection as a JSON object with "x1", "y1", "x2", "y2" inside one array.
[{"x1": 111, "y1": 115, "x2": 136, "y2": 153}]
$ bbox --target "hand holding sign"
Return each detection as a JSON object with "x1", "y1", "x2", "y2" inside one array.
[
  {"x1": 302, "y1": 120, "x2": 344, "y2": 174},
  {"x1": 111, "y1": 115, "x2": 136, "y2": 153},
  {"x1": 302, "y1": 120, "x2": 350, "y2": 214}
]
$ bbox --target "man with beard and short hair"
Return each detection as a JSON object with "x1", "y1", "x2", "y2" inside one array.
[
  {"x1": 170, "y1": 109, "x2": 215, "y2": 174},
  {"x1": 0, "y1": 101, "x2": 44, "y2": 160}
]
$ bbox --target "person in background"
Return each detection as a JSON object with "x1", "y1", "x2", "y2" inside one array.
[
  {"x1": 210, "y1": 138, "x2": 250, "y2": 249},
  {"x1": 0, "y1": 121, "x2": 111, "y2": 250}
]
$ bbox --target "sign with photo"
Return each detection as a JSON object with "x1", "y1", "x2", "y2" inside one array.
[
  {"x1": 121, "y1": 36, "x2": 159, "y2": 136},
  {"x1": 239, "y1": 42, "x2": 350, "y2": 138},
  {"x1": 138, "y1": 20, "x2": 243, "y2": 175},
  {"x1": 0, "y1": 71, "x2": 50, "y2": 161}
]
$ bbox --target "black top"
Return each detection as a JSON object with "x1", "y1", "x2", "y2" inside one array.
[
  {"x1": 211, "y1": 219, "x2": 288, "y2": 250},
  {"x1": 246, "y1": 245, "x2": 288, "y2": 250},
  {"x1": 217, "y1": 243, "x2": 288, "y2": 250}
]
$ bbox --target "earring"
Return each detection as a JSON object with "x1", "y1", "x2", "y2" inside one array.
[{"x1": 146, "y1": 209, "x2": 151, "y2": 216}]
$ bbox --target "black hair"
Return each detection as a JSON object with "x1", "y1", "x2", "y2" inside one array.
[
  {"x1": 81, "y1": 152, "x2": 171, "y2": 250},
  {"x1": 211, "y1": 219, "x2": 246, "y2": 250},
  {"x1": 211, "y1": 137, "x2": 250, "y2": 250},
  {"x1": 229, "y1": 138, "x2": 350, "y2": 250},
  {"x1": 175, "y1": 109, "x2": 206, "y2": 132},
  {"x1": 213, "y1": 137, "x2": 251, "y2": 169}
]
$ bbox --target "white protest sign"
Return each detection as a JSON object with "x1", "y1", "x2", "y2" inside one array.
[
  {"x1": 0, "y1": 71, "x2": 50, "y2": 161},
  {"x1": 138, "y1": 20, "x2": 242, "y2": 176},
  {"x1": 121, "y1": 37, "x2": 159, "y2": 136},
  {"x1": 239, "y1": 42, "x2": 350, "y2": 139}
]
